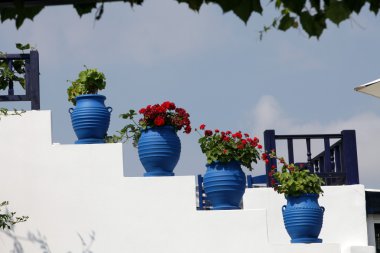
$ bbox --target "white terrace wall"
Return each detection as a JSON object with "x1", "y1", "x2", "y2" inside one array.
[{"x1": 0, "y1": 111, "x2": 374, "y2": 253}]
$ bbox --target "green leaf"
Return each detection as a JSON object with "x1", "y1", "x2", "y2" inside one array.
[
  {"x1": 205, "y1": 0, "x2": 241, "y2": 13},
  {"x1": 23, "y1": 6, "x2": 44, "y2": 20},
  {"x1": 0, "y1": 8, "x2": 17, "y2": 22},
  {"x1": 325, "y1": 0, "x2": 351, "y2": 25},
  {"x1": 281, "y1": 0, "x2": 306, "y2": 14},
  {"x1": 233, "y1": 0, "x2": 253, "y2": 23},
  {"x1": 0, "y1": 5, "x2": 44, "y2": 29},
  {"x1": 278, "y1": 13, "x2": 296, "y2": 31},
  {"x1": 252, "y1": 0, "x2": 263, "y2": 14},
  {"x1": 126, "y1": 0, "x2": 144, "y2": 6},
  {"x1": 310, "y1": 0, "x2": 321, "y2": 10},
  {"x1": 369, "y1": 0, "x2": 380, "y2": 14},
  {"x1": 343, "y1": 0, "x2": 365, "y2": 14},
  {"x1": 300, "y1": 12, "x2": 326, "y2": 38},
  {"x1": 177, "y1": 0, "x2": 204, "y2": 11},
  {"x1": 15, "y1": 43, "x2": 30, "y2": 51},
  {"x1": 275, "y1": 0, "x2": 282, "y2": 9},
  {"x1": 73, "y1": 3, "x2": 97, "y2": 17}
]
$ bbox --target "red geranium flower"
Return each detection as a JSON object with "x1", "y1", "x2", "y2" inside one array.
[
  {"x1": 205, "y1": 130, "x2": 213, "y2": 136},
  {"x1": 161, "y1": 101, "x2": 176, "y2": 110},
  {"x1": 223, "y1": 136, "x2": 230, "y2": 142},
  {"x1": 237, "y1": 144, "x2": 244, "y2": 149},
  {"x1": 154, "y1": 116, "x2": 165, "y2": 126},
  {"x1": 184, "y1": 125, "x2": 191, "y2": 134},
  {"x1": 196, "y1": 126, "x2": 262, "y2": 171}
]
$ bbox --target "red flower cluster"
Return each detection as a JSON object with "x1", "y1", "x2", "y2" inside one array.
[
  {"x1": 196, "y1": 124, "x2": 263, "y2": 171},
  {"x1": 138, "y1": 101, "x2": 191, "y2": 134}
]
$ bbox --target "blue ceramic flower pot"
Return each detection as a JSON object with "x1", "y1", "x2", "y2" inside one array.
[
  {"x1": 203, "y1": 161, "x2": 246, "y2": 210},
  {"x1": 69, "y1": 94, "x2": 112, "y2": 144},
  {"x1": 138, "y1": 126, "x2": 181, "y2": 177},
  {"x1": 282, "y1": 194, "x2": 325, "y2": 243}
]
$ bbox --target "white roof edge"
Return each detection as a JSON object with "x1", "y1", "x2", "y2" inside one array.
[
  {"x1": 365, "y1": 188, "x2": 380, "y2": 192},
  {"x1": 354, "y1": 78, "x2": 380, "y2": 91}
]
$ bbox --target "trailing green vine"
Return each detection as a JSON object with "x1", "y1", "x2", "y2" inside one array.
[
  {"x1": 0, "y1": 43, "x2": 34, "y2": 91},
  {"x1": 0, "y1": 201, "x2": 28, "y2": 230},
  {"x1": 0, "y1": 108, "x2": 25, "y2": 119}
]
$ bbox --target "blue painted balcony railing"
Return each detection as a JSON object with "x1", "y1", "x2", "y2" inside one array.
[
  {"x1": 0, "y1": 50, "x2": 40, "y2": 110},
  {"x1": 263, "y1": 129, "x2": 359, "y2": 187},
  {"x1": 197, "y1": 129, "x2": 360, "y2": 210}
]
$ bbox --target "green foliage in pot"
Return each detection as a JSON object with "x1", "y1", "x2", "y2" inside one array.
[
  {"x1": 67, "y1": 66, "x2": 106, "y2": 105},
  {"x1": 266, "y1": 150, "x2": 324, "y2": 197},
  {"x1": 0, "y1": 201, "x2": 28, "y2": 230},
  {"x1": 0, "y1": 43, "x2": 33, "y2": 91}
]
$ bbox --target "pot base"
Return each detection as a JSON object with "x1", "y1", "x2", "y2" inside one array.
[
  {"x1": 144, "y1": 170, "x2": 175, "y2": 177},
  {"x1": 75, "y1": 138, "x2": 105, "y2": 144},
  {"x1": 291, "y1": 238, "x2": 322, "y2": 243},
  {"x1": 212, "y1": 205, "x2": 240, "y2": 210}
]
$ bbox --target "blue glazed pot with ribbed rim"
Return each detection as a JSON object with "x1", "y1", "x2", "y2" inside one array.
[
  {"x1": 69, "y1": 94, "x2": 112, "y2": 144},
  {"x1": 282, "y1": 194, "x2": 325, "y2": 243},
  {"x1": 138, "y1": 126, "x2": 181, "y2": 177},
  {"x1": 203, "y1": 161, "x2": 246, "y2": 210}
]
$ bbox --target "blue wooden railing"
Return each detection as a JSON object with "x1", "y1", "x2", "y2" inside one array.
[
  {"x1": 0, "y1": 50, "x2": 40, "y2": 110},
  {"x1": 197, "y1": 129, "x2": 360, "y2": 210},
  {"x1": 263, "y1": 129, "x2": 359, "y2": 187}
]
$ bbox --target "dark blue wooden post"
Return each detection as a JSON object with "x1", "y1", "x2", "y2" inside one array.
[
  {"x1": 306, "y1": 138, "x2": 313, "y2": 172},
  {"x1": 247, "y1": 175, "x2": 253, "y2": 188},
  {"x1": 264, "y1": 130, "x2": 276, "y2": 187},
  {"x1": 323, "y1": 137, "x2": 332, "y2": 172},
  {"x1": 335, "y1": 146, "x2": 342, "y2": 172},
  {"x1": 197, "y1": 175, "x2": 204, "y2": 210},
  {"x1": 29, "y1": 50, "x2": 40, "y2": 110},
  {"x1": 287, "y1": 138, "x2": 294, "y2": 164},
  {"x1": 7, "y1": 60, "x2": 14, "y2": 95},
  {"x1": 341, "y1": 130, "x2": 359, "y2": 184}
]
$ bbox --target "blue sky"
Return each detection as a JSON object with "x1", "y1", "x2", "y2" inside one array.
[{"x1": 1, "y1": 1, "x2": 380, "y2": 188}]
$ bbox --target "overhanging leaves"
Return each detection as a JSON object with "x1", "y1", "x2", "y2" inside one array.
[
  {"x1": 325, "y1": 0, "x2": 351, "y2": 25},
  {"x1": 0, "y1": 0, "x2": 379, "y2": 38}
]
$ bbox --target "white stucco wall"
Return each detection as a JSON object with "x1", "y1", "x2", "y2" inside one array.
[
  {"x1": 0, "y1": 111, "x2": 374, "y2": 253},
  {"x1": 243, "y1": 185, "x2": 371, "y2": 253}
]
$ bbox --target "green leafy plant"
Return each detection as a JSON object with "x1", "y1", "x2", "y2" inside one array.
[
  {"x1": 106, "y1": 101, "x2": 191, "y2": 147},
  {"x1": 0, "y1": 43, "x2": 33, "y2": 91},
  {"x1": 67, "y1": 66, "x2": 106, "y2": 105},
  {"x1": 0, "y1": 201, "x2": 28, "y2": 230},
  {"x1": 0, "y1": 108, "x2": 25, "y2": 119},
  {"x1": 266, "y1": 150, "x2": 324, "y2": 197},
  {"x1": 196, "y1": 124, "x2": 262, "y2": 171}
]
